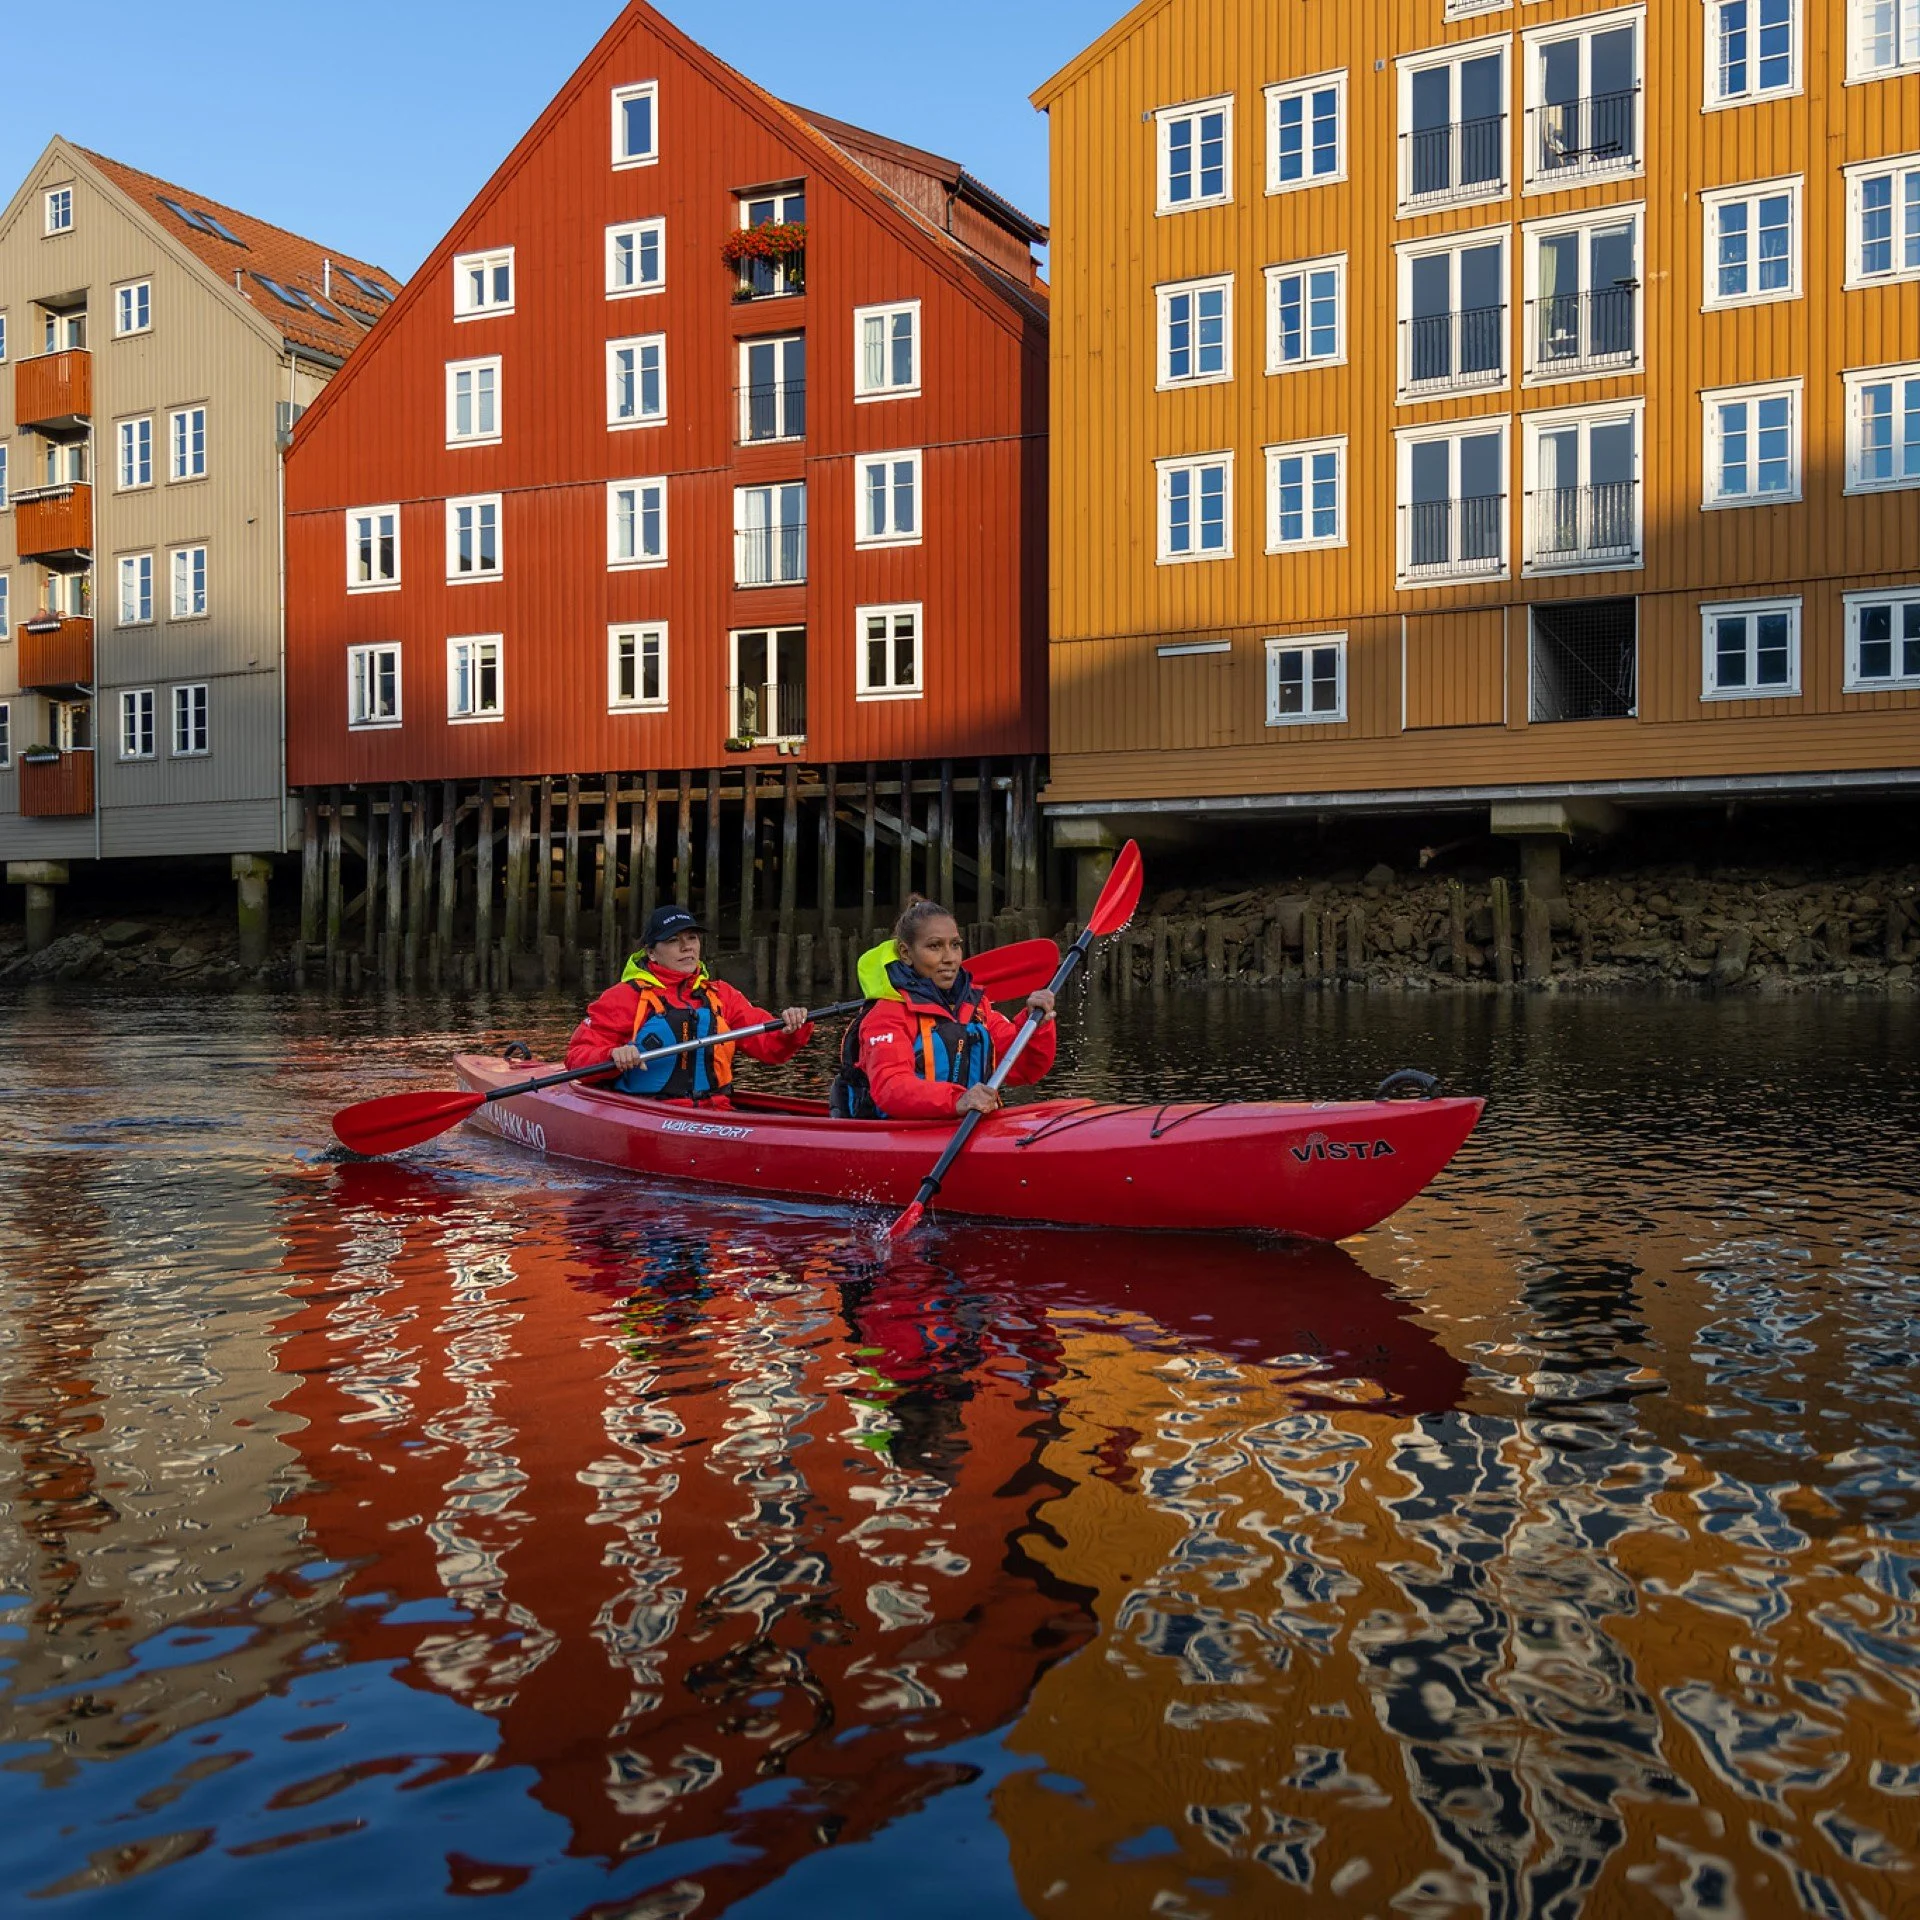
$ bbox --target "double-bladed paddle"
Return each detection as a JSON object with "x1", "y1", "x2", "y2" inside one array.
[
  {"x1": 330, "y1": 935, "x2": 1063, "y2": 1159},
  {"x1": 886, "y1": 841, "x2": 1145, "y2": 1242}
]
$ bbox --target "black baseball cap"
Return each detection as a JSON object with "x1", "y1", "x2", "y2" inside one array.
[{"x1": 641, "y1": 905, "x2": 707, "y2": 947}]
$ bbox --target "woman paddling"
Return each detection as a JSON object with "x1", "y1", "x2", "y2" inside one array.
[
  {"x1": 833, "y1": 900, "x2": 1057, "y2": 1120},
  {"x1": 567, "y1": 905, "x2": 812, "y2": 1108}
]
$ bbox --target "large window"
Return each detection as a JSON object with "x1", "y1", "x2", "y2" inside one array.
[
  {"x1": 608, "y1": 478, "x2": 666, "y2": 569},
  {"x1": 1703, "y1": 179, "x2": 1800, "y2": 307},
  {"x1": 170, "y1": 406, "x2": 207, "y2": 481},
  {"x1": 1526, "y1": 210, "x2": 1640, "y2": 380},
  {"x1": 1702, "y1": 598, "x2": 1800, "y2": 697},
  {"x1": 1157, "y1": 97, "x2": 1232, "y2": 211},
  {"x1": 1525, "y1": 404, "x2": 1642, "y2": 572},
  {"x1": 609, "y1": 624, "x2": 668, "y2": 711},
  {"x1": 855, "y1": 301, "x2": 920, "y2": 400},
  {"x1": 118, "y1": 553, "x2": 154, "y2": 626},
  {"x1": 1846, "y1": 155, "x2": 1920, "y2": 287},
  {"x1": 856, "y1": 450, "x2": 921, "y2": 547},
  {"x1": 1703, "y1": 381, "x2": 1801, "y2": 506},
  {"x1": 120, "y1": 689, "x2": 155, "y2": 760},
  {"x1": 0, "y1": 703, "x2": 10, "y2": 768},
  {"x1": 1157, "y1": 454, "x2": 1233, "y2": 563},
  {"x1": 170, "y1": 545, "x2": 208, "y2": 619},
  {"x1": 348, "y1": 644, "x2": 401, "y2": 728},
  {"x1": 740, "y1": 334, "x2": 805, "y2": 442},
  {"x1": 172, "y1": 684, "x2": 209, "y2": 757},
  {"x1": 1266, "y1": 257, "x2": 1345, "y2": 371},
  {"x1": 348, "y1": 506, "x2": 400, "y2": 590},
  {"x1": 1158, "y1": 276, "x2": 1232, "y2": 387},
  {"x1": 1526, "y1": 11, "x2": 1642, "y2": 187},
  {"x1": 1845, "y1": 586, "x2": 1920, "y2": 688},
  {"x1": 1531, "y1": 599, "x2": 1638, "y2": 721},
  {"x1": 454, "y1": 248, "x2": 514, "y2": 319},
  {"x1": 118, "y1": 417, "x2": 153, "y2": 490},
  {"x1": 1265, "y1": 438, "x2": 1345, "y2": 552},
  {"x1": 446, "y1": 358, "x2": 500, "y2": 445},
  {"x1": 735, "y1": 484, "x2": 807, "y2": 586},
  {"x1": 448, "y1": 636, "x2": 503, "y2": 721},
  {"x1": 1398, "y1": 231, "x2": 1505, "y2": 395},
  {"x1": 730, "y1": 627, "x2": 806, "y2": 742},
  {"x1": 1706, "y1": 0, "x2": 1799, "y2": 106},
  {"x1": 856, "y1": 604, "x2": 923, "y2": 700},
  {"x1": 1846, "y1": 363, "x2": 1920, "y2": 492},
  {"x1": 115, "y1": 281, "x2": 152, "y2": 336},
  {"x1": 1265, "y1": 635, "x2": 1347, "y2": 726},
  {"x1": 1398, "y1": 425, "x2": 1507, "y2": 581},
  {"x1": 1852, "y1": 0, "x2": 1920, "y2": 79},
  {"x1": 1266, "y1": 74, "x2": 1344, "y2": 192},
  {"x1": 447, "y1": 496, "x2": 502, "y2": 580},
  {"x1": 608, "y1": 335, "x2": 665, "y2": 427},
  {"x1": 612, "y1": 82, "x2": 658, "y2": 167},
  {"x1": 1400, "y1": 42, "x2": 1507, "y2": 207},
  {"x1": 607, "y1": 219, "x2": 665, "y2": 298}
]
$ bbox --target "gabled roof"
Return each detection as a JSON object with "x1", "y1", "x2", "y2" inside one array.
[
  {"x1": 1031, "y1": 0, "x2": 1177, "y2": 109},
  {"x1": 78, "y1": 148, "x2": 400, "y2": 362}
]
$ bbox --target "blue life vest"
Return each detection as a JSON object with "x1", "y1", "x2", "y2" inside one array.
[{"x1": 616, "y1": 965, "x2": 736, "y2": 1102}]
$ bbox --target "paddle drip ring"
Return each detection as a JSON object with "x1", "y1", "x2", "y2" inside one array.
[{"x1": 502, "y1": 1042, "x2": 535, "y2": 1065}]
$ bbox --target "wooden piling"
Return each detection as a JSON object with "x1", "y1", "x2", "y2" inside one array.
[
  {"x1": 938, "y1": 760, "x2": 955, "y2": 907},
  {"x1": 563, "y1": 776, "x2": 582, "y2": 971},
  {"x1": 1262, "y1": 915, "x2": 1284, "y2": 982},
  {"x1": 601, "y1": 774, "x2": 622, "y2": 977},
  {"x1": 324, "y1": 788, "x2": 344, "y2": 962},
  {"x1": 827, "y1": 925, "x2": 847, "y2": 996},
  {"x1": 820, "y1": 765, "x2": 838, "y2": 937},
  {"x1": 1303, "y1": 909, "x2": 1322, "y2": 981},
  {"x1": 299, "y1": 792, "x2": 322, "y2": 955},
  {"x1": 751, "y1": 934, "x2": 770, "y2": 1002},
  {"x1": 504, "y1": 781, "x2": 530, "y2": 959},
  {"x1": 638, "y1": 772, "x2": 660, "y2": 941},
  {"x1": 779, "y1": 763, "x2": 799, "y2": 940},
  {"x1": 673, "y1": 769, "x2": 692, "y2": 912},
  {"x1": 1150, "y1": 914, "x2": 1170, "y2": 989},
  {"x1": 437, "y1": 778, "x2": 458, "y2": 967},
  {"x1": 739, "y1": 766, "x2": 758, "y2": 950},
  {"x1": 476, "y1": 788, "x2": 496, "y2": 972},
  {"x1": 896, "y1": 762, "x2": 913, "y2": 908},
  {"x1": 1522, "y1": 881, "x2": 1553, "y2": 981},
  {"x1": 536, "y1": 777, "x2": 554, "y2": 951},
  {"x1": 704, "y1": 769, "x2": 723, "y2": 932},
  {"x1": 976, "y1": 760, "x2": 995, "y2": 921},
  {"x1": 1449, "y1": 881, "x2": 1468, "y2": 980},
  {"x1": 1491, "y1": 879, "x2": 1515, "y2": 986},
  {"x1": 405, "y1": 783, "x2": 428, "y2": 984},
  {"x1": 1345, "y1": 907, "x2": 1366, "y2": 976},
  {"x1": 362, "y1": 793, "x2": 383, "y2": 962},
  {"x1": 775, "y1": 931, "x2": 792, "y2": 1001},
  {"x1": 795, "y1": 931, "x2": 814, "y2": 999},
  {"x1": 861, "y1": 764, "x2": 878, "y2": 926},
  {"x1": 1205, "y1": 917, "x2": 1227, "y2": 981}
]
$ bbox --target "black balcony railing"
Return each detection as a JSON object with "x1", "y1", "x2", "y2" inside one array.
[
  {"x1": 1402, "y1": 305, "x2": 1506, "y2": 389},
  {"x1": 1530, "y1": 287, "x2": 1637, "y2": 375},
  {"x1": 734, "y1": 519, "x2": 808, "y2": 587},
  {"x1": 1529, "y1": 88, "x2": 1640, "y2": 184},
  {"x1": 729, "y1": 680, "x2": 807, "y2": 742},
  {"x1": 1527, "y1": 482, "x2": 1638, "y2": 567},
  {"x1": 1401, "y1": 494, "x2": 1506, "y2": 577},
  {"x1": 1404, "y1": 113, "x2": 1506, "y2": 203},
  {"x1": 734, "y1": 380, "x2": 807, "y2": 444}
]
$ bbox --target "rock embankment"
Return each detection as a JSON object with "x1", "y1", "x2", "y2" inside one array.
[{"x1": 0, "y1": 918, "x2": 282, "y2": 989}]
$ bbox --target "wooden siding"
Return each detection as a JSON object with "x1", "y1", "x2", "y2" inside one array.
[
  {"x1": 1040, "y1": 0, "x2": 1920, "y2": 809},
  {"x1": 284, "y1": 2, "x2": 1047, "y2": 789}
]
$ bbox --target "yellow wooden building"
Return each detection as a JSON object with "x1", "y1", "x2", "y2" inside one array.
[{"x1": 1033, "y1": 0, "x2": 1920, "y2": 848}]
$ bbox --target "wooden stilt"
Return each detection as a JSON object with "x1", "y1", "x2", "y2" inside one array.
[
  {"x1": 362, "y1": 791, "x2": 383, "y2": 961},
  {"x1": 795, "y1": 931, "x2": 814, "y2": 998},
  {"x1": 938, "y1": 760, "x2": 955, "y2": 907},
  {"x1": 405, "y1": 784, "x2": 428, "y2": 983},
  {"x1": 637, "y1": 771, "x2": 660, "y2": 940},
  {"x1": 601, "y1": 774, "x2": 622, "y2": 978},
  {"x1": 779, "y1": 763, "x2": 799, "y2": 940},
  {"x1": 820, "y1": 764, "x2": 838, "y2": 938},
  {"x1": 536, "y1": 777, "x2": 554, "y2": 951},
  {"x1": 738, "y1": 767, "x2": 759, "y2": 951},
  {"x1": 861, "y1": 763, "x2": 878, "y2": 928},
  {"x1": 562, "y1": 776, "x2": 582, "y2": 971},
  {"x1": 476, "y1": 787, "x2": 496, "y2": 973},
  {"x1": 976, "y1": 760, "x2": 994, "y2": 921},
  {"x1": 324, "y1": 787, "x2": 344, "y2": 962},
  {"x1": 299, "y1": 792, "x2": 323, "y2": 955},
  {"x1": 704, "y1": 768, "x2": 723, "y2": 934},
  {"x1": 381, "y1": 785, "x2": 402, "y2": 983},
  {"x1": 896, "y1": 761, "x2": 913, "y2": 907},
  {"x1": 504, "y1": 781, "x2": 529, "y2": 958},
  {"x1": 437, "y1": 778, "x2": 458, "y2": 964},
  {"x1": 673, "y1": 769, "x2": 691, "y2": 911}
]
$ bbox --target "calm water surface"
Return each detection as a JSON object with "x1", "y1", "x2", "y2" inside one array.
[{"x1": 1, "y1": 985, "x2": 1916, "y2": 1919}]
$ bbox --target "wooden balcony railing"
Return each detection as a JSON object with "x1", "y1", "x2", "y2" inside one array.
[
  {"x1": 14, "y1": 484, "x2": 93, "y2": 560},
  {"x1": 18, "y1": 750, "x2": 95, "y2": 819},
  {"x1": 18, "y1": 616, "x2": 93, "y2": 690},
  {"x1": 13, "y1": 349, "x2": 92, "y2": 430}
]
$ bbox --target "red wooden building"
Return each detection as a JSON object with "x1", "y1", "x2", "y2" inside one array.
[{"x1": 284, "y1": 1, "x2": 1049, "y2": 986}]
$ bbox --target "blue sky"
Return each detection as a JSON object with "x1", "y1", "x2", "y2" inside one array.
[{"x1": 0, "y1": 0, "x2": 1124, "y2": 279}]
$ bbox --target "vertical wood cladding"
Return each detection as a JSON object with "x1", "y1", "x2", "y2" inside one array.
[
  {"x1": 284, "y1": 2, "x2": 1047, "y2": 789},
  {"x1": 1037, "y1": 0, "x2": 1920, "y2": 807}
]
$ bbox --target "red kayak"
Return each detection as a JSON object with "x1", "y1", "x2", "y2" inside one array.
[{"x1": 451, "y1": 1053, "x2": 1483, "y2": 1240}]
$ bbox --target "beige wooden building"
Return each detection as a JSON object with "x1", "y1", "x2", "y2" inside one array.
[
  {"x1": 1033, "y1": 0, "x2": 1920, "y2": 854},
  {"x1": 0, "y1": 139, "x2": 393, "y2": 947}
]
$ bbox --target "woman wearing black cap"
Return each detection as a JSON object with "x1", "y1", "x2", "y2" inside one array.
[{"x1": 564, "y1": 905, "x2": 813, "y2": 1107}]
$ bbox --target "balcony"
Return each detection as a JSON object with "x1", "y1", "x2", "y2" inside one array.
[
  {"x1": 728, "y1": 680, "x2": 808, "y2": 746},
  {"x1": 1401, "y1": 305, "x2": 1507, "y2": 396},
  {"x1": 1528, "y1": 287, "x2": 1637, "y2": 380},
  {"x1": 1401, "y1": 495, "x2": 1507, "y2": 582},
  {"x1": 1529, "y1": 89, "x2": 1641, "y2": 188},
  {"x1": 13, "y1": 349, "x2": 92, "y2": 431},
  {"x1": 14, "y1": 484, "x2": 93, "y2": 562},
  {"x1": 18, "y1": 616, "x2": 93, "y2": 690},
  {"x1": 1526, "y1": 483, "x2": 1640, "y2": 572},
  {"x1": 734, "y1": 518, "x2": 808, "y2": 589},
  {"x1": 735, "y1": 380, "x2": 807, "y2": 445},
  {"x1": 1402, "y1": 114, "x2": 1506, "y2": 209},
  {"x1": 18, "y1": 750, "x2": 95, "y2": 819},
  {"x1": 723, "y1": 223, "x2": 806, "y2": 302}
]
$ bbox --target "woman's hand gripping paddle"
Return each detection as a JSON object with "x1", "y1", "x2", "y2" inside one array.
[
  {"x1": 329, "y1": 936, "x2": 1063, "y2": 1159},
  {"x1": 886, "y1": 841, "x2": 1144, "y2": 1243}
]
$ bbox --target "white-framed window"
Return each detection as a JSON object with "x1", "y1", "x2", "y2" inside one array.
[
  {"x1": 856, "y1": 603, "x2": 923, "y2": 700},
  {"x1": 609, "y1": 624, "x2": 669, "y2": 711},
  {"x1": 1525, "y1": 208, "x2": 1642, "y2": 381},
  {"x1": 1158, "y1": 275, "x2": 1233, "y2": 388},
  {"x1": 172, "y1": 684, "x2": 209, "y2": 757},
  {"x1": 453, "y1": 248, "x2": 513, "y2": 319},
  {"x1": 1851, "y1": 0, "x2": 1920, "y2": 80},
  {"x1": 446, "y1": 358, "x2": 501, "y2": 445},
  {"x1": 448, "y1": 635, "x2": 503, "y2": 722},
  {"x1": 856, "y1": 450, "x2": 921, "y2": 547},
  {"x1": 608, "y1": 335, "x2": 665, "y2": 427},
  {"x1": 45, "y1": 187, "x2": 73, "y2": 235},
  {"x1": 1397, "y1": 424, "x2": 1508, "y2": 581},
  {"x1": 348, "y1": 644, "x2": 401, "y2": 728},
  {"x1": 1702, "y1": 178, "x2": 1800, "y2": 307},
  {"x1": 1157, "y1": 453, "x2": 1234, "y2": 563},
  {"x1": 120, "y1": 689, "x2": 155, "y2": 760},
  {"x1": 736, "y1": 185, "x2": 806, "y2": 298},
  {"x1": 607, "y1": 218, "x2": 665, "y2": 298},
  {"x1": 1266, "y1": 634, "x2": 1348, "y2": 725},
  {"x1": 729, "y1": 627, "x2": 806, "y2": 741},
  {"x1": 1845, "y1": 155, "x2": 1920, "y2": 287},
  {"x1": 1266, "y1": 256, "x2": 1345, "y2": 372},
  {"x1": 169, "y1": 545, "x2": 208, "y2": 619},
  {"x1": 0, "y1": 572, "x2": 9, "y2": 639},
  {"x1": 0, "y1": 446, "x2": 7, "y2": 509},
  {"x1": 1265, "y1": 438, "x2": 1346, "y2": 552},
  {"x1": 1400, "y1": 39, "x2": 1508, "y2": 209},
  {"x1": 855, "y1": 301, "x2": 920, "y2": 400},
  {"x1": 1525, "y1": 9, "x2": 1643, "y2": 190},
  {"x1": 1845, "y1": 585, "x2": 1920, "y2": 688},
  {"x1": 612, "y1": 82, "x2": 658, "y2": 168},
  {"x1": 1846, "y1": 363, "x2": 1920, "y2": 492},
  {"x1": 1705, "y1": 0, "x2": 1800, "y2": 107},
  {"x1": 608, "y1": 478, "x2": 667, "y2": 570},
  {"x1": 118, "y1": 417, "x2": 153, "y2": 490},
  {"x1": 347, "y1": 506, "x2": 400, "y2": 590},
  {"x1": 114, "y1": 281, "x2": 152, "y2": 336},
  {"x1": 169, "y1": 405, "x2": 207, "y2": 481},
  {"x1": 0, "y1": 312, "x2": 8, "y2": 362},
  {"x1": 1157, "y1": 96, "x2": 1232, "y2": 212},
  {"x1": 0, "y1": 702, "x2": 10, "y2": 768},
  {"x1": 1398, "y1": 229, "x2": 1506, "y2": 396},
  {"x1": 740, "y1": 334, "x2": 805, "y2": 442},
  {"x1": 1702, "y1": 380, "x2": 1801, "y2": 506},
  {"x1": 1266, "y1": 73, "x2": 1345, "y2": 193},
  {"x1": 445, "y1": 495, "x2": 502, "y2": 580},
  {"x1": 1702, "y1": 597, "x2": 1800, "y2": 697},
  {"x1": 735, "y1": 483, "x2": 807, "y2": 586},
  {"x1": 1524, "y1": 401, "x2": 1644, "y2": 573},
  {"x1": 118, "y1": 553, "x2": 154, "y2": 626}
]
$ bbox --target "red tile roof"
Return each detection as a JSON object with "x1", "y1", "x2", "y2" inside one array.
[{"x1": 78, "y1": 148, "x2": 400, "y2": 363}]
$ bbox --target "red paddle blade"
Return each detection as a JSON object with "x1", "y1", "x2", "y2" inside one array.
[
  {"x1": 332, "y1": 1088, "x2": 484, "y2": 1158},
  {"x1": 1089, "y1": 840, "x2": 1145, "y2": 937},
  {"x1": 968, "y1": 936, "x2": 1060, "y2": 999},
  {"x1": 887, "y1": 1200, "x2": 927, "y2": 1243}
]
